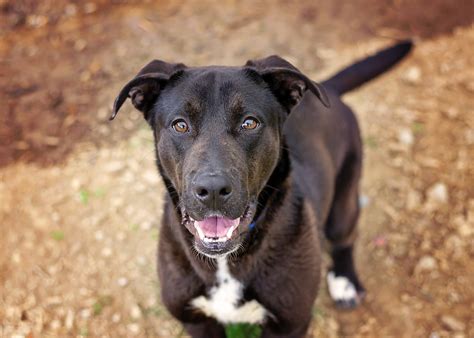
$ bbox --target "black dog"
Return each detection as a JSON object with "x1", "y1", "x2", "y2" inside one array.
[{"x1": 111, "y1": 41, "x2": 412, "y2": 338}]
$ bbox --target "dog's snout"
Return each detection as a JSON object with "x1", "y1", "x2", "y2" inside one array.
[{"x1": 193, "y1": 174, "x2": 233, "y2": 208}]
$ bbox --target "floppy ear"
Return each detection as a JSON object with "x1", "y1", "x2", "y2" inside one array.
[
  {"x1": 245, "y1": 55, "x2": 330, "y2": 111},
  {"x1": 110, "y1": 60, "x2": 186, "y2": 121}
]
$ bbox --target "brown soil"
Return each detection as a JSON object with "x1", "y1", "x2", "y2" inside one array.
[{"x1": 1, "y1": 0, "x2": 473, "y2": 337}]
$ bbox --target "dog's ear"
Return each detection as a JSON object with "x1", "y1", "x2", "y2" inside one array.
[
  {"x1": 110, "y1": 60, "x2": 187, "y2": 121},
  {"x1": 245, "y1": 55, "x2": 329, "y2": 112}
]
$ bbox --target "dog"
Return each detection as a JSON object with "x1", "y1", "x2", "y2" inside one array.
[{"x1": 111, "y1": 41, "x2": 412, "y2": 338}]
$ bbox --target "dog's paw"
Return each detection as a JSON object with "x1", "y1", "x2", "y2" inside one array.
[
  {"x1": 327, "y1": 271, "x2": 364, "y2": 309},
  {"x1": 190, "y1": 296, "x2": 212, "y2": 316},
  {"x1": 236, "y1": 300, "x2": 268, "y2": 324}
]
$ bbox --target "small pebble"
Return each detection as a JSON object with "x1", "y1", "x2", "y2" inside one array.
[
  {"x1": 415, "y1": 255, "x2": 438, "y2": 273},
  {"x1": 101, "y1": 247, "x2": 112, "y2": 257},
  {"x1": 403, "y1": 66, "x2": 422, "y2": 84},
  {"x1": 359, "y1": 195, "x2": 370, "y2": 208},
  {"x1": 441, "y1": 315, "x2": 465, "y2": 332},
  {"x1": 112, "y1": 313, "x2": 121, "y2": 323},
  {"x1": 127, "y1": 323, "x2": 140, "y2": 335},
  {"x1": 117, "y1": 277, "x2": 129, "y2": 287},
  {"x1": 130, "y1": 305, "x2": 141, "y2": 319},
  {"x1": 140, "y1": 221, "x2": 153, "y2": 231},
  {"x1": 137, "y1": 256, "x2": 147, "y2": 266},
  {"x1": 50, "y1": 319, "x2": 61, "y2": 330},
  {"x1": 398, "y1": 128, "x2": 414, "y2": 146},
  {"x1": 65, "y1": 309, "x2": 74, "y2": 330},
  {"x1": 80, "y1": 308, "x2": 92, "y2": 319},
  {"x1": 426, "y1": 183, "x2": 449, "y2": 204}
]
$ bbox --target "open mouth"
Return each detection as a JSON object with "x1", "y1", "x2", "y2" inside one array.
[
  {"x1": 182, "y1": 204, "x2": 255, "y2": 251},
  {"x1": 193, "y1": 216, "x2": 241, "y2": 243}
]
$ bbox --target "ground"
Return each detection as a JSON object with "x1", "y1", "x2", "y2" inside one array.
[{"x1": 0, "y1": 0, "x2": 473, "y2": 337}]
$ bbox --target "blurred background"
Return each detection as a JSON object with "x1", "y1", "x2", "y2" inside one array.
[{"x1": 0, "y1": 0, "x2": 473, "y2": 337}]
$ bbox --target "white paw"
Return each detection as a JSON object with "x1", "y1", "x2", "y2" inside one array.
[
  {"x1": 190, "y1": 296, "x2": 212, "y2": 316},
  {"x1": 236, "y1": 300, "x2": 267, "y2": 324},
  {"x1": 327, "y1": 271, "x2": 357, "y2": 303}
]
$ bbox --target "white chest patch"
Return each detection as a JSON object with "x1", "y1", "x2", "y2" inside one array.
[{"x1": 190, "y1": 258, "x2": 268, "y2": 324}]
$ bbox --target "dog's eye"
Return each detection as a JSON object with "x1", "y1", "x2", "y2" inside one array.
[
  {"x1": 172, "y1": 119, "x2": 189, "y2": 133},
  {"x1": 241, "y1": 117, "x2": 260, "y2": 130}
]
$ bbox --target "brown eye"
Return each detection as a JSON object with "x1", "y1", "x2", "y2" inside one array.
[
  {"x1": 172, "y1": 119, "x2": 189, "y2": 133},
  {"x1": 241, "y1": 117, "x2": 260, "y2": 130}
]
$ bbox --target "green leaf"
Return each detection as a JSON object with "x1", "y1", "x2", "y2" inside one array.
[
  {"x1": 364, "y1": 136, "x2": 378, "y2": 149},
  {"x1": 92, "y1": 302, "x2": 103, "y2": 316},
  {"x1": 79, "y1": 190, "x2": 90, "y2": 204},
  {"x1": 50, "y1": 230, "x2": 64, "y2": 241},
  {"x1": 92, "y1": 295, "x2": 114, "y2": 316},
  {"x1": 225, "y1": 324, "x2": 262, "y2": 338},
  {"x1": 412, "y1": 122, "x2": 424, "y2": 134}
]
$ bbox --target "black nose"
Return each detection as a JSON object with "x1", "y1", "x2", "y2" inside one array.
[{"x1": 193, "y1": 174, "x2": 233, "y2": 208}]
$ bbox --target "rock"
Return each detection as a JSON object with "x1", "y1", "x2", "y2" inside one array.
[
  {"x1": 65, "y1": 309, "x2": 74, "y2": 330},
  {"x1": 112, "y1": 313, "x2": 121, "y2": 323},
  {"x1": 117, "y1": 277, "x2": 129, "y2": 287},
  {"x1": 50, "y1": 319, "x2": 61, "y2": 330},
  {"x1": 136, "y1": 256, "x2": 147, "y2": 266},
  {"x1": 130, "y1": 305, "x2": 141, "y2": 319},
  {"x1": 140, "y1": 221, "x2": 153, "y2": 231},
  {"x1": 403, "y1": 66, "x2": 422, "y2": 84},
  {"x1": 426, "y1": 183, "x2": 449, "y2": 204},
  {"x1": 415, "y1": 255, "x2": 437, "y2": 273},
  {"x1": 80, "y1": 308, "x2": 91, "y2": 319},
  {"x1": 101, "y1": 247, "x2": 113, "y2": 257},
  {"x1": 441, "y1": 315, "x2": 465, "y2": 332},
  {"x1": 398, "y1": 128, "x2": 414, "y2": 146},
  {"x1": 453, "y1": 215, "x2": 473, "y2": 237},
  {"x1": 359, "y1": 195, "x2": 370, "y2": 208},
  {"x1": 127, "y1": 323, "x2": 140, "y2": 335}
]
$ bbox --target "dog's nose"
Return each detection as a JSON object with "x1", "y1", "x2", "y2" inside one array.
[{"x1": 193, "y1": 174, "x2": 233, "y2": 208}]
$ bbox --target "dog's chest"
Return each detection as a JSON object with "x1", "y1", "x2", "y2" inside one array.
[{"x1": 190, "y1": 258, "x2": 268, "y2": 324}]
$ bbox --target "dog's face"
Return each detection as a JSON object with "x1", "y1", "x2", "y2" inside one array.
[{"x1": 112, "y1": 57, "x2": 329, "y2": 257}]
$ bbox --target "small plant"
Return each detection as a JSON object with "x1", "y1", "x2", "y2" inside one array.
[
  {"x1": 50, "y1": 230, "x2": 64, "y2": 241},
  {"x1": 79, "y1": 190, "x2": 90, "y2": 204},
  {"x1": 225, "y1": 324, "x2": 262, "y2": 338},
  {"x1": 412, "y1": 122, "x2": 424, "y2": 134},
  {"x1": 364, "y1": 136, "x2": 378, "y2": 149},
  {"x1": 92, "y1": 295, "x2": 114, "y2": 316}
]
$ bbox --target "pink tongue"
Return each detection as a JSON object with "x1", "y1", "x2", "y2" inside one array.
[{"x1": 195, "y1": 217, "x2": 239, "y2": 238}]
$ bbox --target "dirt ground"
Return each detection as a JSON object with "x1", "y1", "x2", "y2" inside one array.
[{"x1": 1, "y1": 0, "x2": 473, "y2": 337}]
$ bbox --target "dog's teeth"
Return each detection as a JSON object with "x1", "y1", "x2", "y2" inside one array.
[
  {"x1": 226, "y1": 224, "x2": 237, "y2": 239},
  {"x1": 194, "y1": 224, "x2": 205, "y2": 240}
]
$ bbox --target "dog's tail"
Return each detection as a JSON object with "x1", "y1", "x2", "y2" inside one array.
[{"x1": 322, "y1": 40, "x2": 413, "y2": 95}]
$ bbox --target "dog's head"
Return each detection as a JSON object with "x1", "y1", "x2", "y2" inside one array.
[{"x1": 112, "y1": 56, "x2": 329, "y2": 258}]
